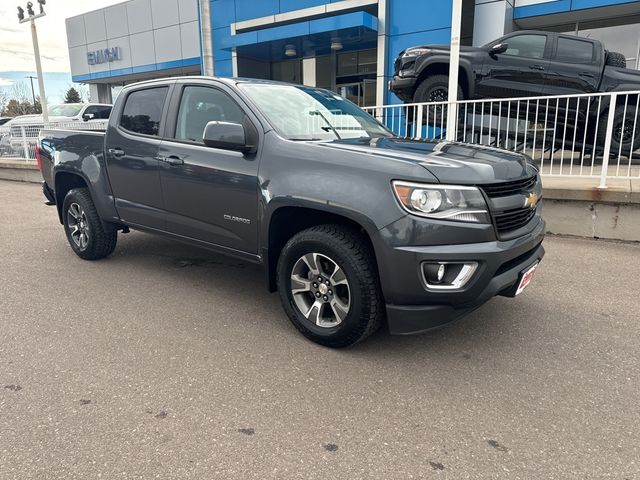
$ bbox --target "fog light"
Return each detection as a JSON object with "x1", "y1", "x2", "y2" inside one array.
[
  {"x1": 422, "y1": 262, "x2": 478, "y2": 290},
  {"x1": 423, "y1": 263, "x2": 446, "y2": 284}
]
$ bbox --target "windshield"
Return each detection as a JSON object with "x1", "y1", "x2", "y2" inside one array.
[
  {"x1": 239, "y1": 84, "x2": 393, "y2": 141},
  {"x1": 47, "y1": 104, "x2": 84, "y2": 117}
]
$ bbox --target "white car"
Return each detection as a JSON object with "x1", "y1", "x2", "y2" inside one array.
[{"x1": 9, "y1": 103, "x2": 112, "y2": 156}]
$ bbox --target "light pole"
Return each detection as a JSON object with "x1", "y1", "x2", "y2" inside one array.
[
  {"x1": 446, "y1": 0, "x2": 462, "y2": 141},
  {"x1": 25, "y1": 75, "x2": 37, "y2": 106},
  {"x1": 18, "y1": 1, "x2": 49, "y2": 123}
]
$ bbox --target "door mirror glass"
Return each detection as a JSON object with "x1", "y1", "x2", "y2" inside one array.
[
  {"x1": 203, "y1": 121, "x2": 251, "y2": 152},
  {"x1": 82, "y1": 113, "x2": 95, "y2": 122},
  {"x1": 490, "y1": 43, "x2": 508, "y2": 55}
]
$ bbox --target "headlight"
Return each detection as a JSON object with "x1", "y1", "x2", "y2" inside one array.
[
  {"x1": 403, "y1": 47, "x2": 431, "y2": 57},
  {"x1": 392, "y1": 181, "x2": 491, "y2": 223}
]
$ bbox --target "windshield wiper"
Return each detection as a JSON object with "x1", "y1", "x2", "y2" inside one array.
[{"x1": 309, "y1": 110, "x2": 341, "y2": 139}]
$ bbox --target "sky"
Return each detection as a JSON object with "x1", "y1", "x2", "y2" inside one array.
[{"x1": 0, "y1": 0, "x2": 124, "y2": 103}]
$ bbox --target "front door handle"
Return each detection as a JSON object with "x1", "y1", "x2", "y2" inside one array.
[
  {"x1": 108, "y1": 148, "x2": 125, "y2": 158},
  {"x1": 156, "y1": 155, "x2": 184, "y2": 166},
  {"x1": 529, "y1": 64, "x2": 545, "y2": 71},
  {"x1": 579, "y1": 72, "x2": 595, "y2": 78}
]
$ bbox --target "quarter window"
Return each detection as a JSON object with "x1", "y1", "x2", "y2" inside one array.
[
  {"x1": 556, "y1": 38, "x2": 594, "y2": 64},
  {"x1": 502, "y1": 35, "x2": 547, "y2": 59},
  {"x1": 174, "y1": 86, "x2": 245, "y2": 143},
  {"x1": 120, "y1": 87, "x2": 168, "y2": 136}
]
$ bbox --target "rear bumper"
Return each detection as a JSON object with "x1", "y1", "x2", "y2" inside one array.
[
  {"x1": 381, "y1": 219, "x2": 546, "y2": 335},
  {"x1": 42, "y1": 181, "x2": 55, "y2": 205}
]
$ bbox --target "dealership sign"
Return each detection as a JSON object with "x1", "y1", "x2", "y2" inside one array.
[{"x1": 87, "y1": 47, "x2": 121, "y2": 65}]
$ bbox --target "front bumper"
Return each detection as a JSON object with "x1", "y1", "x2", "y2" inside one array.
[
  {"x1": 389, "y1": 76, "x2": 417, "y2": 102},
  {"x1": 379, "y1": 218, "x2": 545, "y2": 335}
]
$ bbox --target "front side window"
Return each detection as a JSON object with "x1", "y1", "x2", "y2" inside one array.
[
  {"x1": 502, "y1": 34, "x2": 547, "y2": 59},
  {"x1": 84, "y1": 106, "x2": 112, "y2": 119},
  {"x1": 556, "y1": 38, "x2": 594, "y2": 64},
  {"x1": 174, "y1": 86, "x2": 245, "y2": 143},
  {"x1": 120, "y1": 87, "x2": 168, "y2": 136},
  {"x1": 239, "y1": 84, "x2": 392, "y2": 141}
]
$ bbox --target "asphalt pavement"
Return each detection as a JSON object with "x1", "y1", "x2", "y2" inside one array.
[{"x1": 1, "y1": 179, "x2": 639, "y2": 479}]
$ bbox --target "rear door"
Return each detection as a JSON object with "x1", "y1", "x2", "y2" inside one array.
[
  {"x1": 104, "y1": 85, "x2": 171, "y2": 229},
  {"x1": 543, "y1": 36, "x2": 601, "y2": 95},
  {"x1": 477, "y1": 33, "x2": 551, "y2": 98},
  {"x1": 157, "y1": 81, "x2": 261, "y2": 254}
]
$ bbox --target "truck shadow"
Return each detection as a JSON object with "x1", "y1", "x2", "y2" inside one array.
[{"x1": 105, "y1": 230, "x2": 539, "y2": 359}]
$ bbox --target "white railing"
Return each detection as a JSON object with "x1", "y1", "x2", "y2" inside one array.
[
  {"x1": 364, "y1": 90, "x2": 640, "y2": 188},
  {"x1": 0, "y1": 120, "x2": 108, "y2": 161}
]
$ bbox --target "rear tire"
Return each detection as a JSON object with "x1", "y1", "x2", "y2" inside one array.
[
  {"x1": 596, "y1": 104, "x2": 640, "y2": 157},
  {"x1": 276, "y1": 225, "x2": 383, "y2": 348},
  {"x1": 62, "y1": 188, "x2": 117, "y2": 260}
]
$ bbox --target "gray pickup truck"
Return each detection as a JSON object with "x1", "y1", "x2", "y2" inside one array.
[{"x1": 38, "y1": 77, "x2": 545, "y2": 348}]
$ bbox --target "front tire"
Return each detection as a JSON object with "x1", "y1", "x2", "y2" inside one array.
[
  {"x1": 276, "y1": 225, "x2": 383, "y2": 348},
  {"x1": 62, "y1": 188, "x2": 117, "y2": 260}
]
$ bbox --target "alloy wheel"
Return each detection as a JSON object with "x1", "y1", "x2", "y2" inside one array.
[
  {"x1": 67, "y1": 202, "x2": 90, "y2": 250},
  {"x1": 290, "y1": 252, "x2": 351, "y2": 328}
]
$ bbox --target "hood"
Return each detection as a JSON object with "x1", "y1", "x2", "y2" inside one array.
[
  {"x1": 316, "y1": 137, "x2": 535, "y2": 184},
  {"x1": 403, "y1": 44, "x2": 483, "y2": 56},
  {"x1": 10, "y1": 115, "x2": 77, "y2": 124}
]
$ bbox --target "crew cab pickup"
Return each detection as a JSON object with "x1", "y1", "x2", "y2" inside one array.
[
  {"x1": 390, "y1": 30, "x2": 639, "y2": 103},
  {"x1": 39, "y1": 77, "x2": 545, "y2": 348}
]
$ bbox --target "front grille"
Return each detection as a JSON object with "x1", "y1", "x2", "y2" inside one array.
[
  {"x1": 494, "y1": 207, "x2": 537, "y2": 234},
  {"x1": 480, "y1": 175, "x2": 537, "y2": 198},
  {"x1": 394, "y1": 57, "x2": 402, "y2": 75}
]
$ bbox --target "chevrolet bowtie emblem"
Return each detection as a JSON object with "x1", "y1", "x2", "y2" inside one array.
[{"x1": 524, "y1": 192, "x2": 539, "y2": 209}]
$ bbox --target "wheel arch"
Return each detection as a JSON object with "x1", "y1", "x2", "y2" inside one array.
[
  {"x1": 415, "y1": 59, "x2": 472, "y2": 99},
  {"x1": 54, "y1": 171, "x2": 90, "y2": 224},
  {"x1": 262, "y1": 203, "x2": 380, "y2": 293}
]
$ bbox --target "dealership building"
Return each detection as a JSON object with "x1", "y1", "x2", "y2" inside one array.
[{"x1": 67, "y1": 0, "x2": 640, "y2": 106}]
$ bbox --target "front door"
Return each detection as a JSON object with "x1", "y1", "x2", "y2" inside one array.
[
  {"x1": 477, "y1": 33, "x2": 551, "y2": 98},
  {"x1": 104, "y1": 85, "x2": 170, "y2": 230},
  {"x1": 157, "y1": 83, "x2": 260, "y2": 254}
]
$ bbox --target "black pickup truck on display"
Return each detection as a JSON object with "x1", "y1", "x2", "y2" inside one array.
[
  {"x1": 391, "y1": 30, "x2": 640, "y2": 153},
  {"x1": 391, "y1": 30, "x2": 638, "y2": 103},
  {"x1": 38, "y1": 77, "x2": 544, "y2": 348}
]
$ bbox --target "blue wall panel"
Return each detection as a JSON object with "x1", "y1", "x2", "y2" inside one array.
[
  {"x1": 515, "y1": 0, "x2": 638, "y2": 19},
  {"x1": 234, "y1": 0, "x2": 278, "y2": 22},
  {"x1": 279, "y1": 0, "x2": 326, "y2": 13},
  {"x1": 388, "y1": 0, "x2": 452, "y2": 36},
  {"x1": 210, "y1": 0, "x2": 236, "y2": 29}
]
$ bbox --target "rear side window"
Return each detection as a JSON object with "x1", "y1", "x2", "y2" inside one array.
[
  {"x1": 555, "y1": 38, "x2": 594, "y2": 64},
  {"x1": 502, "y1": 34, "x2": 547, "y2": 59},
  {"x1": 120, "y1": 87, "x2": 168, "y2": 136}
]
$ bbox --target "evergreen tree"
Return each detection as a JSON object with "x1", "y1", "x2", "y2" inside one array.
[{"x1": 64, "y1": 87, "x2": 82, "y2": 104}]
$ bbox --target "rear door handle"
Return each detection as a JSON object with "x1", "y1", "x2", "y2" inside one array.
[
  {"x1": 529, "y1": 65, "x2": 545, "y2": 71},
  {"x1": 108, "y1": 148, "x2": 125, "y2": 158},
  {"x1": 156, "y1": 155, "x2": 184, "y2": 166},
  {"x1": 579, "y1": 72, "x2": 595, "y2": 78}
]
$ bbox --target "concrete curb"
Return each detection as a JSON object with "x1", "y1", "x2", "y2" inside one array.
[
  {"x1": 1, "y1": 161, "x2": 639, "y2": 241},
  {"x1": 0, "y1": 159, "x2": 41, "y2": 183}
]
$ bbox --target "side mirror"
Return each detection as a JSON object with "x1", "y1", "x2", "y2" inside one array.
[
  {"x1": 203, "y1": 121, "x2": 253, "y2": 153},
  {"x1": 82, "y1": 113, "x2": 95, "y2": 122},
  {"x1": 490, "y1": 43, "x2": 508, "y2": 55}
]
